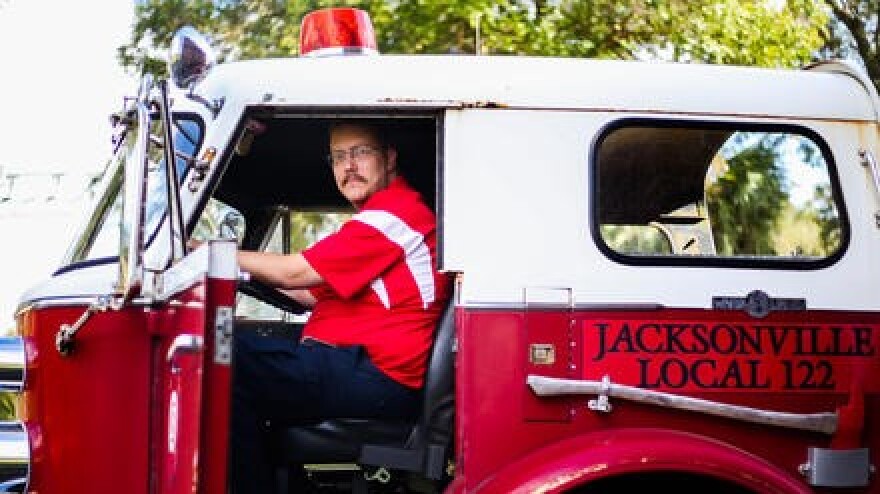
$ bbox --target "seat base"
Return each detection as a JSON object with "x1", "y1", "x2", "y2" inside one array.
[{"x1": 279, "y1": 419, "x2": 414, "y2": 465}]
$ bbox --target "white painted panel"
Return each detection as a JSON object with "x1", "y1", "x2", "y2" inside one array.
[
  {"x1": 198, "y1": 56, "x2": 877, "y2": 122},
  {"x1": 443, "y1": 110, "x2": 880, "y2": 311}
]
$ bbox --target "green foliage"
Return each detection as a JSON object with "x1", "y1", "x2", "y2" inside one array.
[
  {"x1": 660, "y1": 0, "x2": 827, "y2": 66},
  {"x1": 601, "y1": 224, "x2": 672, "y2": 254},
  {"x1": 810, "y1": 182, "x2": 842, "y2": 252},
  {"x1": 821, "y1": 1, "x2": 880, "y2": 91},
  {"x1": 289, "y1": 211, "x2": 350, "y2": 252},
  {"x1": 707, "y1": 137, "x2": 789, "y2": 255},
  {"x1": 773, "y1": 203, "x2": 825, "y2": 256},
  {"x1": 549, "y1": 0, "x2": 825, "y2": 66},
  {"x1": 120, "y1": 0, "x2": 829, "y2": 76},
  {"x1": 0, "y1": 393, "x2": 17, "y2": 420}
]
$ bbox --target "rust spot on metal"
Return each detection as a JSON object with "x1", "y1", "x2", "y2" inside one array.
[
  {"x1": 461, "y1": 100, "x2": 507, "y2": 108},
  {"x1": 377, "y1": 97, "x2": 508, "y2": 108}
]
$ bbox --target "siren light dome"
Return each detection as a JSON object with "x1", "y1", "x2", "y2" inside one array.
[{"x1": 299, "y1": 7, "x2": 379, "y2": 57}]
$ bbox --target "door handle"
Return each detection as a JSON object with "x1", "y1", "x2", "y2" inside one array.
[{"x1": 167, "y1": 334, "x2": 204, "y2": 374}]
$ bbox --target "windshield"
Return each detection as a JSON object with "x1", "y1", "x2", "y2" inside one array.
[{"x1": 63, "y1": 113, "x2": 204, "y2": 267}]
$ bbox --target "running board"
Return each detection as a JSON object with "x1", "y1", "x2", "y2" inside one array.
[{"x1": 527, "y1": 374, "x2": 838, "y2": 435}]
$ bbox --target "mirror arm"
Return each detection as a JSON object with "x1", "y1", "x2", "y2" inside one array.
[
  {"x1": 187, "y1": 92, "x2": 224, "y2": 118},
  {"x1": 158, "y1": 79, "x2": 187, "y2": 265}
]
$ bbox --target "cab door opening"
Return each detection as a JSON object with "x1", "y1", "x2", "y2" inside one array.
[{"x1": 192, "y1": 113, "x2": 451, "y2": 493}]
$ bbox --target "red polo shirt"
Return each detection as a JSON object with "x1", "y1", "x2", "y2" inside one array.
[{"x1": 301, "y1": 178, "x2": 451, "y2": 388}]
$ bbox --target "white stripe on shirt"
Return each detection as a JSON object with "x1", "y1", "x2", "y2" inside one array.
[
  {"x1": 370, "y1": 278, "x2": 391, "y2": 309},
  {"x1": 353, "y1": 210, "x2": 435, "y2": 309}
]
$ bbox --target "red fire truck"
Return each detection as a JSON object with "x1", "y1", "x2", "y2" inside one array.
[{"x1": 2, "y1": 7, "x2": 877, "y2": 493}]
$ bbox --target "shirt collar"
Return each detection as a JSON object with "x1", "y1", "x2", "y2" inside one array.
[{"x1": 360, "y1": 176, "x2": 409, "y2": 210}]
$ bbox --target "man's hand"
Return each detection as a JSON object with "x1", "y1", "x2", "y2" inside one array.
[{"x1": 237, "y1": 251, "x2": 324, "y2": 290}]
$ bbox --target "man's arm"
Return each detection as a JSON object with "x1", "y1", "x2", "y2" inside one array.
[
  {"x1": 237, "y1": 251, "x2": 324, "y2": 290},
  {"x1": 278, "y1": 288, "x2": 317, "y2": 308}
]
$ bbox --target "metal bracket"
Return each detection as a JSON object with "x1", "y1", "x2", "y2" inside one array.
[
  {"x1": 55, "y1": 295, "x2": 120, "y2": 356},
  {"x1": 859, "y1": 149, "x2": 880, "y2": 228},
  {"x1": 213, "y1": 307, "x2": 233, "y2": 365},
  {"x1": 799, "y1": 447, "x2": 874, "y2": 487},
  {"x1": 587, "y1": 375, "x2": 613, "y2": 413}
]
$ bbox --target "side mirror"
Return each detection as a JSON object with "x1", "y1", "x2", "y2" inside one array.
[
  {"x1": 191, "y1": 199, "x2": 246, "y2": 248},
  {"x1": 169, "y1": 26, "x2": 215, "y2": 90},
  {"x1": 220, "y1": 210, "x2": 246, "y2": 247}
]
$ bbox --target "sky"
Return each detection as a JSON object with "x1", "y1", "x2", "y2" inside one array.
[
  {"x1": 0, "y1": 1, "x2": 136, "y2": 174},
  {"x1": 0, "y1": 1, "x2": 137, "y2": 330}
]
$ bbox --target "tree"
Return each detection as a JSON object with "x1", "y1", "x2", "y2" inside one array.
[
  {"x1": 707, "y1": 136, "x2": 790, "y2": 255},
  {"x1": 821, "y1": 1, "x2": 880, "y2": 90},
  {"x1": 549, "y1": 0, "x2": 826, "y2": 66},
  {"x1": 120, "y1": 0, "x2": 828, "y2": 77}
]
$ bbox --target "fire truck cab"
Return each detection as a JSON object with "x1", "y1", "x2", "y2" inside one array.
[{"x1": 4, "y1": 7, "x2": 879, "y2": 494}]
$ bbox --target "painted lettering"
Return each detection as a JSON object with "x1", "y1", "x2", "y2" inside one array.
[
  {"x1": 588, "y1": 319, "x2": 875, "y2": 390},
  {"x1": 638, "y1": 357, "x2": 772, "y2": 389},
  {"x1": 854, "y1": 327, "x2": 875, "y2": 356}
]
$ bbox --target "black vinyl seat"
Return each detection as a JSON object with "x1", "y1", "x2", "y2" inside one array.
[{"x1": 276, "y1": 300, "x2": 456, "y2": 488}]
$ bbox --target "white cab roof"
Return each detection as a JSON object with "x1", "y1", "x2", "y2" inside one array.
[{"x1": 197, "y1": 55, "x2": 878, "y2": 121}]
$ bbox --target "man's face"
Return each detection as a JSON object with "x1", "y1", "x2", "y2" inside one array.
[{"x1": 329, "y1": 124, "x2": 397, "y2": 209}]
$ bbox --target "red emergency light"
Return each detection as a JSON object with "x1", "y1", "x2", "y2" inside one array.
[{"x1": 299, "y1": 7, "x2": 379, "y2": 57}]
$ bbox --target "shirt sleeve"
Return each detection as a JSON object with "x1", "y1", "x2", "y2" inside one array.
[{"x1": 302, "y1": 217, "x2": 403, "y2": 299}]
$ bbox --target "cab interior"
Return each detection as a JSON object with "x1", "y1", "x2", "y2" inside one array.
[{"x1": 207, "y1": 113, "x2": 440, "y2": 253}]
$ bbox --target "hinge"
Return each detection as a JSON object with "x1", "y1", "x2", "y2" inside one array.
[{"x1": 859, "y1": 149, "x2": 880, "y2": 227}]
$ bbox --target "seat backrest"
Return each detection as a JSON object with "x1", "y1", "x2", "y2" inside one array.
[{"x1": 414, "y1": 299, "x2": 455, "y2": 446}]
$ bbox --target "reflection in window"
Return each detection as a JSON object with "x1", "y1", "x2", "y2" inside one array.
[
  {"x1": 596, "y1": 124, "x2": 843, "y2": 263},
  {"x1": 192, "y1": 198, "x2": 245, "y2": 244},
  {"x1": 144, "y1": 118, "x2": 203, "y2": 247}
]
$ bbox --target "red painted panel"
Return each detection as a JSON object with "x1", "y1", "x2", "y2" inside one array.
[
  {"x1": 148, "y1": 285, "x2": 207, "y2": 494},
  {"x1": 472, "y1": 428, "x2": 811, "y2": 494},
  {"x1": 198, "y1": 277, "x2": 236, "y2": 494},
  {"x1": 19, "y1": 306, "x2": 151, "y2": 494},
  {"x1": 454, "y1": 308, "x2": 880, "y2": 494},
  {"x1": 523, "y1": 309, "x2": 574, "y2": 422}
]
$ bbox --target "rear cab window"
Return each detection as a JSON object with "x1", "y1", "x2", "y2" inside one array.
[{"x1": 593, "y1": 120, "x2": 848, "y2": 268}]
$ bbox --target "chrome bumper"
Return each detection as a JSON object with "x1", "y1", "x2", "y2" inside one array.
[
  {"x1": 0, "y1": 338, "x2": 24, "y2": 393},
  {"x1": 0, "y1": 422, "x2": 28, "y2": 492}
]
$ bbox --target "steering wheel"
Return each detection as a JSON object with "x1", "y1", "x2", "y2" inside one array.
[{"x1": 238, "y1": 278, "x2": 309, "y2": 315}]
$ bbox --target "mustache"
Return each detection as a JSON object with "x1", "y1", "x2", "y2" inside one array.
[{"x1": 342, "y1": 173, "x2": 367, "y2": 186}]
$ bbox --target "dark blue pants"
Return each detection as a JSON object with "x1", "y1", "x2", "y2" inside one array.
[{"x1": 230, "y1": 329, "x2": 421, "y2": 493}]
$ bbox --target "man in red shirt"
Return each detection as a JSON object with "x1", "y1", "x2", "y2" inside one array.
[{"x1": 231, "y1": 121, "x2": 451, "y2": 492}]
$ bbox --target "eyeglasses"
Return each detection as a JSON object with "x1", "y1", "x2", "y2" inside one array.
[{"x1": 327, "y1": 144, "x2": 380, "y2": 167}]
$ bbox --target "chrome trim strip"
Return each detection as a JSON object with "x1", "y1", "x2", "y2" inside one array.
[
  {"x1": 19, "y1": 295, "x2": 157, "y2": 313},
  {"x1": 0, "y1": 339, "x2": 25, "y2": 393},
  {"x1": 462, "y1": 302, "x2": 664, "y2": 311},
  {"x1": 528, "y1": 375, "x2": 838, "y2": 435},
  {"x1": 153, "y1": 244, "x2": 210, "y2": 302},
  {"x1": 0, "y1": 421, "x2": 30, "y2": 492},
  {"x1": 118, "y1": 100, "x2": 151, "y2": 300}
]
